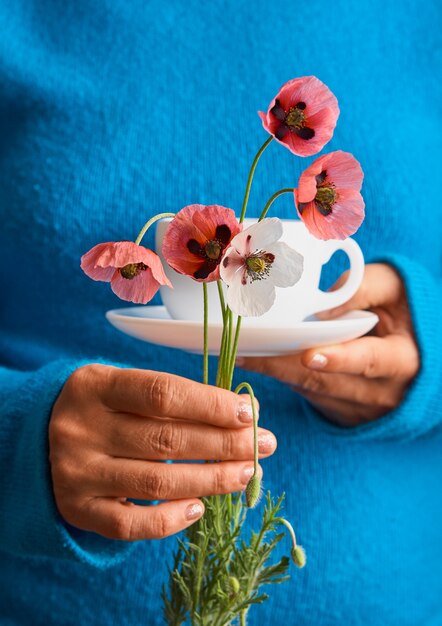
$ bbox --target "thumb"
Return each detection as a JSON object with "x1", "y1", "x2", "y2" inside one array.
[{"x1": 316, "y1": 263, "x2": 403, "y2": 319}]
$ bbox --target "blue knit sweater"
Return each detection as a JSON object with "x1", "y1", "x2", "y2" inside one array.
[{"x1": 0, "y1": 1, "x2": 441, "y2": 624}]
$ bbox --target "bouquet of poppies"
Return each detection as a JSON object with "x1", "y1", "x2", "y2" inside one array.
[{"x1": 81, "y1": 76, "x2": 365, "y2": 625}]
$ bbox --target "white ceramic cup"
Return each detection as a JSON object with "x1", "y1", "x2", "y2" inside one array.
[{"x1": 155, "y1": 218, "x2": 364, "y2": 325}]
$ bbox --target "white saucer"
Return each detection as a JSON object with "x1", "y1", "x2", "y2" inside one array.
[{"x1": 106, "y1": 306, "x2": 379, "y2": 357}]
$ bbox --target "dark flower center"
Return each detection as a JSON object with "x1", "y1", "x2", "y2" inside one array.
[
  {"x1": 187, "y1": 223, "x2": 232, "y2": 279},
  {"x1": 270, "y1": 99, "x2": 315, "y2": 141},
  {"x1": 298, "y1": 170, "x2": 337, "y2": 217},
  {"x1": 204, "y1": 240, "x2": 222, "y2": 260},
  {"x1": 314, "y1": 170, "x2": 336, "y2": 216},
  {"x1": 120, "y1": 262, "x2": 148, "y2": 280},
  {"x1": 245, "y1": 251, "x2": 275, "y2": 283}
]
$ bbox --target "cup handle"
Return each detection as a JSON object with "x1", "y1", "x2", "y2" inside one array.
[{"x1": 313, "y1": 238, "x2": 365, "y2": 314}]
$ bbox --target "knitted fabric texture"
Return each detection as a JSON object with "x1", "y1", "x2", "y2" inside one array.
[{"x1": 0, "y1": 0, "x2": 441, "y2": 624}]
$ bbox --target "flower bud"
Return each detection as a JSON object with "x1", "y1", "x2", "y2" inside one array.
[
  {"x1": 228, "y1": 576, "x2": 240, "y2": 596},
  {"x1": 291, "y1": 545, "x2": 306, "y2": 568},
  {"x1": 245, "y1": 474, "x2": 261, "y2": 508}
]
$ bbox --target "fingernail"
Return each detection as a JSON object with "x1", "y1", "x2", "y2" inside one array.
[
  {"x1": 308, "y1": 353, "x2": 328, "y2": 369},
  {"x1": 241, "y1": 465, "x2": 255, "y2": 484},
  {"x1": 185, "y1": 503, "x2": 204, "y2": 521},
  {"x1": 258, "y1": 433, "x2": 277, "y2": 454},
  {"x1": 235, "y1": 357, "x2": 245, "y2": 367},
  {"x1": 237, "y1": 401, "x2": 257, "y2": 423}
]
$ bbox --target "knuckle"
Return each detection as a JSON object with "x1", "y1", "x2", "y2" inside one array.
[
  {"x1": 302, "y1": 371, "x2": 325, "y2": 394},
  {"x1": 67, "y1": 363, "x2": 103, "y2": 394},
  {"x1": 109, "y1": 511, "x2": 136, "y2": 541},
  {"x1": 142, "y1": 468, "x2": 168, "y2": 500},
  {"x1": 375, "y1": 388, "x2": 401, "y2": 412},
  {"x1": 149, "y1": 510, "x2": 174, "y2": 539},
  {"x1": 220, "y1": 430, "x2": 235, "y2": 459},
  {"x1": 146, "y1": 373, "x2": 173, "y2": 415},
  {"x1": 48, "y1": 414, "x2": 73, "y2": 451},
  {"x1": 150, "y1": 422, "x2": 182, "y2": 458},
  {"x1": 212, "y1": 464, "x2": 230, "y2": 494},
  {"x1": 363, "y1": 346, "x2": 379, "y2": 378}
]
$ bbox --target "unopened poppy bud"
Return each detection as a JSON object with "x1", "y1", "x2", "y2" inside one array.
[
  {"x1": 228, "y1": 576, "x2": 240, "y2": 596},
  {"x1": 291, "y1": 545, "x2": 306, "y2": 568},
  {"x1": 245, "y1": 474, "x2": 261, "y2": 508}
]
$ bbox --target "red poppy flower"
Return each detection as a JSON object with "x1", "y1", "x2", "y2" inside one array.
[
  {"x1": 259, "y1": 76, "x2": 339, "y2": 156},
  {"x1": 162, "y1": 204, "x2": 241, "y2": 282},
  {"x1": 294, "y1": 151, "x2": 365, "y2": 240},
  {"x1": 80, "y1": 241, "x2": 172, "y2": 304}
]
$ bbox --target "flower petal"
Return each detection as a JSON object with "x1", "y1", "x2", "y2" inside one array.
[
  {"x1": 230, "y1": 218, "x2": 282, "y2": 255},
  {"x1": 265, "y1": 242, "x2": 304, "y2": 288},
  {"x1": 192, "y1": 205, "x2": 240, "y2": 243},
  {"x1": 111, "y1": 267, "x2": 161, "y2": 304},
  {"x1": 226, "y1": 276, "x2": 276, "y2": 317},
  {"x1": 80, "y1": 242, "x2": 117, "y2": 282},
  {"x1": 322, "y1": 151, "x2": 364, "y2": 190},
  {"x1": 141, "y1": 248, "x2": 173, "y2": 288},
  {"x1": 286, "y1": 76, "x2": 339, "y2": 118},
  {"x1": 219, "y1": 248, "x2": 245, "y2": 284}
]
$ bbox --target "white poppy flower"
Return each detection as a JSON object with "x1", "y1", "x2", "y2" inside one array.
[{"x1": 220, "y1": 218, "x2": 304, "y2": 316}]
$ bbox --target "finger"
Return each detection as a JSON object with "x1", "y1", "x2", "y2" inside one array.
[
  {"x1": 107, "y1": 416, "x2": 276, "y2": 461},
  {"x1": 102, "y1": 367, "x2": 259, "y2": 428},
  {"x1": 87, "y1": 458, "x2": 264, "y2": 501},
  {"x1": 68, "y1": 496, "x2": 206, "y2": 540},
  {"x1": 238, "y1": 354, "x2": 404, "y2": 406},
  {"x1": 300, "y1": 391, "x2": 390, "y2": 427},
  {"x1": 302, "y1": 335, "x2": 420, "y2": 379},
  {"x1": 316, "y1": 263, "x2": 404, "y2": 319}
]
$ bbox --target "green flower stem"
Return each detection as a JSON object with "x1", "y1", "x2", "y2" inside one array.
[
  {"x1": 216, "y1": 280, "x2": 226, "y2": 318},
  {"x1": 239, "y1": 137, "x2": 273, "y2": 223},
  {"x1": 203, "y1": 283, "x2": 209, "y2": 385},
  {"x1": 275, "y1": 517, "x2": 298, "y2": 549},
  {"x1": 234, "y1": 382, "x2": 258, "y2": 475},
  {"x1": 134, "y1": 212, "x2": 175, "y2": 246},
  {"x1": 227, "y1": 315, "x2": 242, "y2": 390},
  {"x1": 192, "y1": 531, "x2": 210, "y2": 622},
  {"x1": 258, "y1": 188, "x2": 293, "y2": 222},
  {"x1": 240, "y1": 610, "x2": 247, "y2": 626},
  {"x1": 215, "y1": 281, "x2": 228, "y2": 387}
]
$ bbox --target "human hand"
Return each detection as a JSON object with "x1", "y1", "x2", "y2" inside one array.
[
  {"x1": 236, "y1": 264, "x2": 420, "y2": 427},
  {"x1": 49, "y1": 364, "x2": 275, "y2": 541}
]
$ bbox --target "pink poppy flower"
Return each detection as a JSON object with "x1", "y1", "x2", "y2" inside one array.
[
  {"x1": 220, "y1": 218, "x2": 304, "y2": 317},
  {"x1": 258, "y1": 76, "x2": 339, "y2": 156},
  {"x1": 80, "y1": 241, "x2": 172, "y2": 304},
  {"x1": 162, "y1": 204, "x2": 241, "y2": 282},
  {"x1": 294, "y1": 150, "x2": 365, "y2": 240}
]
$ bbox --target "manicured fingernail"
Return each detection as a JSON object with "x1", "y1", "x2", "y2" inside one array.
[
  {"x1": 241, "y1": 465, "x2": 255, "y2": 484},
  {"x1": 258, "y1": 433, "x2": 277, "y2": 454},
  {"x1": 308, "y1": 353, "x2": 328, "y2": 369},
  {"x1": 186, "y1": 503, "x2": 204, "y2": 521},
  {"x1": 237, "y1": 401, "x2": 256, "y2": 423},
  {"x1": 235, "y1": 357, "x2": 245, "y2": 367}
]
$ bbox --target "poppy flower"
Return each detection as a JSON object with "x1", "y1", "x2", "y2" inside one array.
[
  {"x1": 80, "y1": 241, "x2": 172, "y2": 304},
  {"x1": 294, "y1": 150, "x2": 365, "y2": 240},
  {"x1": 162, "y1": 204, "x2": 241, "y2": 282},
  {"x1": 259, "y1": 76, "x2": 339, "y2": 156},
  {"x1": 219, "y1": 218, "x2": 304, "y2": 317}
]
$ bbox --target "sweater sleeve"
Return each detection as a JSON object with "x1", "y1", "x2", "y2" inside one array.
[
  {"x1": 0, "y1": 359, "x2": 136, "y2": 567},
  {"x1": 303, "y1": 254, "x2": 442, "y2": 441}
]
